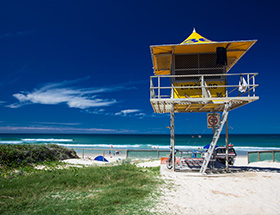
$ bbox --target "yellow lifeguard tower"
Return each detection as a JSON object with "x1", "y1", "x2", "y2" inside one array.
[{"x1": 149, "y1": 29, "x2": 259, "y2": 173}]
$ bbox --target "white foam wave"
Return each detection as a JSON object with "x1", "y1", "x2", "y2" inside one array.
[
  {"x1": 148, "y1": 145, "x2": 280, "y2": 151},
  {"x1": 0, "y1": 141, "x2": 23, "y2": 144},
  {"x1": 7, "y1": 139, "x2": 273, "y2": 151},
  {"x1": 56, "y1": 143, "x2": 142, "y2": 148},
  {"x1": 146, "y1": 145, "x2": 203, "y2": 150},
  {"x1": 56, "y1": 143, "x2": 205, "y2": 150},
  {"x1": 58, "y1": 143, "x2": 280, "y2": 152},
  {"x1": 22, "y1": 138, "x2": 73, "y2": 142},
  {"x1": 234, "y1": 146, "x2": 280, "y2": 151}
]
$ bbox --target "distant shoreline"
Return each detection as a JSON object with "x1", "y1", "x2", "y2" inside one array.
[{"x1": 1, "y1": 133, "x2": 280, "y2": 135}]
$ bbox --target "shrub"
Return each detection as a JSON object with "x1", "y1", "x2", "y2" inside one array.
[{"x1": 0, "y1": 144, "x2": 79, "y2": 169}]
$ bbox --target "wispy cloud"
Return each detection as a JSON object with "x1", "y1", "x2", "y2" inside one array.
[
  {"x1": 0, "y1": 29, "x2": 37, "y2": 40},
  {"x1": 114, "y1": 109, "x2": 152, "y2": 119},
  {"x1": 33, "y1": 122, "x2": 81, "y2": 126},
  {"x1": 0, "y1": 126, "x2": 135, "y2": 134},
  {"x1": 84, "y1": 109, "x2": 106, "y2": 115},
  {"x1": 0, "y1": 65, "x2": 27, "y2": 88},
  {"x1": 7, "y1": 78, "x2": 127, "y2": 109},
  {"x1": 115, "y1": 109, "x2": 141, "y2": 116},
  {"x1": 85, "y1": 107, "x2": 166, "y2": 119}
]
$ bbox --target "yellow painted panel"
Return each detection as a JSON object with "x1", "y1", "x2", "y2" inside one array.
[
  {"x1": 174, "y1": 81, "x2": 226, "y2": 98},
  {"x1": 154, "y1": 70, "x2": 171, "y2": 75},
  {"x1": 155, "y1": 55, "x2": 171, "y2": 70}
]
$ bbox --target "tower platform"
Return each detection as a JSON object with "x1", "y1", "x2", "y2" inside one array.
[
  {"x1": 151, "y1": 96, "x2": 259, "y2": 113},
  {"x1": 150, "y1": 73, "x2": 258, "y2": 113}
]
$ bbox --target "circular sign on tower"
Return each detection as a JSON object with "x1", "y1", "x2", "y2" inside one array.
[{"x1": 207, "y1": 113, "x2": 220, "y2": 128}]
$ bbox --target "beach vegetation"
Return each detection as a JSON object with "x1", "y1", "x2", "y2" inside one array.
[
  {"x1": 0, "y1": 162, "x2": 161, "y2": 214},
  {"x1": 0, "y1": 144, "x2": 78, "y2": 170},
  {"x1": 119, "y1": 158, "x2": 132, "y2": 165}
]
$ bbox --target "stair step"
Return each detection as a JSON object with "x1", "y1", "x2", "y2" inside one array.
[{"x1": 200, "y1": 102, "x2": 231, "y2": 174}]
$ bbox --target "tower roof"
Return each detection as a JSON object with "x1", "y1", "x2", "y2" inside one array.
[
  {"x1": 180, "y1": 28, "x2": 213, "y2": 44},
  {"x1": 150, "y1": 29, "x2": 257, "y2": 75}
]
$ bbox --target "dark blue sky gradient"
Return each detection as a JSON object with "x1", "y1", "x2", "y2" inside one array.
[{"x1": 0, "y1": 0, "x2": 279, "y2": 134}]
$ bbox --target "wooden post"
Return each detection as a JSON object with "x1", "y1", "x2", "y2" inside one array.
[
  {"x1": 225, "y1": 119, "x2": 229, "y2": 172},
  {"x1": 103, "y1": 150, "x2": 105, "y2": 162},
  {"x1": 82, "y1": 148, "x2": 84, "y2": 159},
  {"x1": 170, "y1": 104, "x2": 175, "y2": 171}
]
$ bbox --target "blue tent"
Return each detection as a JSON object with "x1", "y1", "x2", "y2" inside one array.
[
  {"x1": 203, "y1": 144, "x2": 218, "y2": 150},
  {"x1": 94, "y1": 155, "x2": 109, "y2": 162}
]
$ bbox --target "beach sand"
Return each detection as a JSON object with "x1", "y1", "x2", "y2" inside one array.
[
  {"x1": 142, "y1": 156, "x2": 280, "y2": 215},
  {"x1": 63, "y1": 154, "x2": 280, "y2": 215},
  {"x1": 62, "y1": 150, "x2": 126, "y2": 166}
]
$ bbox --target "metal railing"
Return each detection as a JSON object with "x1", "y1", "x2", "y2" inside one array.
[
  {"x1": 150, "y1": 73, "x2": 258, "y2": 99},
  {"x1": 248, "y1": 150, "x2": 280, "y2": 164}
]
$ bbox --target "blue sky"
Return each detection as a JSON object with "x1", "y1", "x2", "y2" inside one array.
[{"x1": 0, "y1": 0, "x2": 279, "y2": 134}]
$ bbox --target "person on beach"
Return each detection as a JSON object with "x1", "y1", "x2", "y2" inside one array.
[{"x1": 110, "y1": 145, "x2": 113, "y2": 158}]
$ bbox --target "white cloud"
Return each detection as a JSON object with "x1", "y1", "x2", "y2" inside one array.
[
  {"x1": 84, "y1": 109, "x2": 106, "y2": 115},
  {"x1": 135, "y1": 113, "x2": 146, "y2": 116},
  {"x1": 8, "y1": 79, "x2": 122, "y2": 109},
  {"x1": 34, "y1": 122, "x2": 81, "y2": 126},
  {"x1": 115, "y1": 109, "x2": 141, "y2": 116},
  {"x1": 6, "y1": 103, "x2": 22, "y2": 109},
  {"x1": 0, "y1": 126, "x2": 117, "y2": 133},
  {"x1": 115, "y1": 110, "x2": 168, "y2": 119},
  {"x1": 0, "y1": 125, "x2": 136, "y2": 134}
]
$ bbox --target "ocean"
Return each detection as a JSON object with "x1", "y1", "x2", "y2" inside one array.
[{"x1": 0, "y1": 133, "x2": 280, "y2": 156}]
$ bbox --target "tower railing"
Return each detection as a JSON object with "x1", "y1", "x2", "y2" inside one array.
[{"x1": 150, "y1": 73, "x2": 258, "y2": 100}]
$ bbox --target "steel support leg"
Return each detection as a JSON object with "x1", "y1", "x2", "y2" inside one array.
[{"x1": 170, "y1": 104, "x2": 175, "y2": 171}]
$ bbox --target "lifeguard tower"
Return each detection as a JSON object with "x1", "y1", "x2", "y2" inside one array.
[{"x1": 149, "y1": 29, "x2": 259, "y2": 173}]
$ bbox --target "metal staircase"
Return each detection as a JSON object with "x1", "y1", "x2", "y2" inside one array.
[{"x1": 200, "y1": 102, "x2": 232, "y2": 174}]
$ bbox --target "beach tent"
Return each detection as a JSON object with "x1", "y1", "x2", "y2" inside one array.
[
  {"x1": 203, "y1": 144, "x2": 218, "y2": 150},
  {"x1": 94, "y1": 155, "x2": 109, "y2": 162},
  {"x1": 150, "y1": 28, "x2": 257, "y2": 75}
]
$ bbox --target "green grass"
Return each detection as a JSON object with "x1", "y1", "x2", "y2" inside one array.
[{"x1": 0, "y1": 163, "x2": 161, "y2": 215}]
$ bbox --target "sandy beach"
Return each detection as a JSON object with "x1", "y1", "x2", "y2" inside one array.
[
  {"x1": 62, "y1": 153, "x2": 280, "y2": 215},
  {"x1": 154, "y1": 171, "x2": 280, "y2": 215},
  {"x1": 142, "y1": 156, "x2": 280, "y2": 215},
  {"x1": 62, "y1": 150, "x2": 126, "y2": 166}
]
